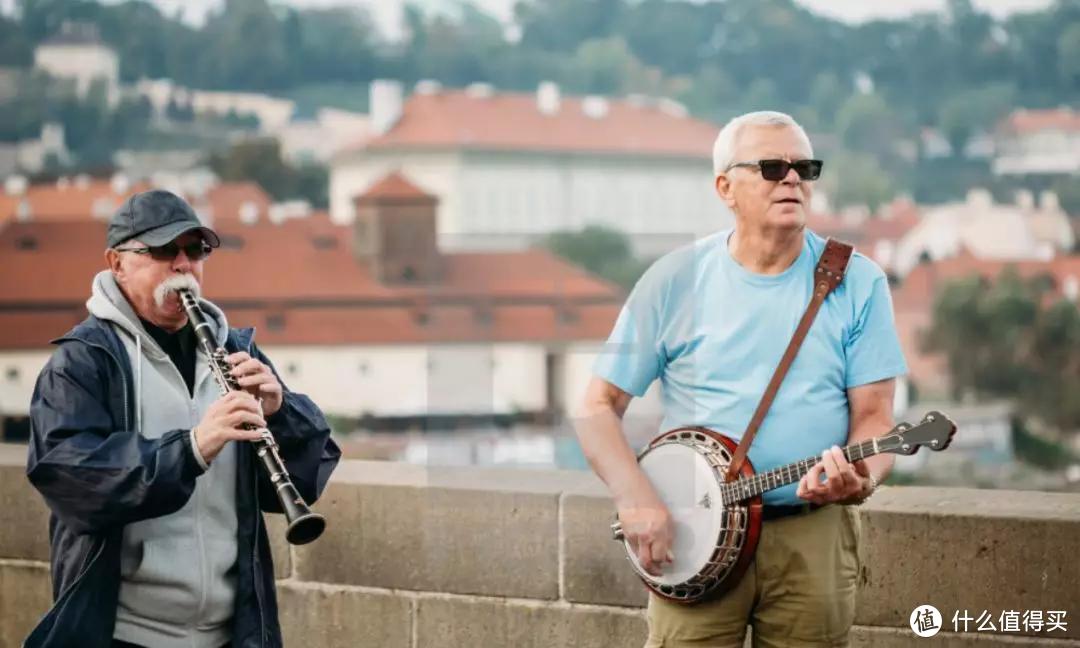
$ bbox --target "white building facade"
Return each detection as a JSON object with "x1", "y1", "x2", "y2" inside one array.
[
  {"x1": 330, "y1": 81, "x2": 730, "y2": 253},
  {"x1": 33, "y1": 23, "x2": 119, "y2": 106}
]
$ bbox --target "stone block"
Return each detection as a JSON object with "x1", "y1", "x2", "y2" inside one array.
[
  {"x1": 278, "y1": 581, "x2": 411, "y2": 648},
  {"x1": 414, "y1": 595, "x2": 646, "y2": 648}
]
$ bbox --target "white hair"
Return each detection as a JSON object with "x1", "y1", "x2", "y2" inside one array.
[
  {"x1": 712, "y1": 111, "x2": 813, "y2": 177},
  {"x1": 153, "y1": 273, "x2": 200, "y2": 308}
]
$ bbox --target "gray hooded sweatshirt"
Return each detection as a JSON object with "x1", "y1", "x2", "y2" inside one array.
[{"x1": 88, "y1": 271, "x2": 238, "y2": 648}]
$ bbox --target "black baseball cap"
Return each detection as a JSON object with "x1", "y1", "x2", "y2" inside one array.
[{"x1": 107, "y1": 189, "x2": 221, "y2": 249}]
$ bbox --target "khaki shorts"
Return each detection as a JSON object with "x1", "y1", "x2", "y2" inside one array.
[{"x1": 644, "y1": 504, "x2": 862, "y2": 648}]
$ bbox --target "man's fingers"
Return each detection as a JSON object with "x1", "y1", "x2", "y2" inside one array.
[
  {"x1": 806, "y1": 462, "x2": 827, "y2": 494},
  {"x1": 225, "y1": 352, "x2": 252, "y2": 365},
  {"x1": 235, "y1": 373, "x2": 276, "y2": 388},
  {"x1": 228, "y1": 410, "x2": 266, "y2": 429},
  {"x1": 650, "y1": 538, "x2": 668, "y2": 569},
  {"x1": 229, "y1": 427, "x2": 266, "y2": 442},
  {"x1": 230, "y1": 358, "x2": 266, "y2": 377},
  {"x1": 635, "y1": 540, "x2": 656, "y2": 575}
]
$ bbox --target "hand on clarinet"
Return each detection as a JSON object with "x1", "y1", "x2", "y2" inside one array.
[
  {"x1": 193, "y1": 391, "x2": 267, "y2": 463},
  {"x1": 796, "y1": 445, "x2": 873, "y2": 505},
  {"x1": 226, "y1": 352, "x2": 283, "y2": 417}
]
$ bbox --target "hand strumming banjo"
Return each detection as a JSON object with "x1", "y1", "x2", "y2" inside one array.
[{"x1": 611, "y1": 411, "x2": 956, "y2": 604}]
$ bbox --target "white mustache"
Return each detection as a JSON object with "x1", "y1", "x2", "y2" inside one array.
[{"x1": 153, "y1": 274, "x2": 200, "y2": 309}]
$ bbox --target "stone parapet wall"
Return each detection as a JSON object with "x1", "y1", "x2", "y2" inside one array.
[{"x1": 1, "y1": 446, "x2": 1077, "y2": 647}]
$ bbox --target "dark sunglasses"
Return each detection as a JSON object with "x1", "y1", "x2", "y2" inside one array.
[
  {"x1": 115, "y1": 241, "x2": 214, "y2": 261},
  {"x1": 727, "y1": 159, "x2": 823, "y2": 181}
]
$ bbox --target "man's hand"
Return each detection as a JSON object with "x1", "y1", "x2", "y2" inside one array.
[
  {"x1": 193, "y1": 391, "x2": 267, "y2": 463},
  {"x1": 226, "y1": 352, "x2": 283, "y2": 417},
  {"x1": 796, "y1": 445, "x2": 873, "y2": 505},
  {"x1": 616, "y1": 494, "x2": 676, "y2": 577}
]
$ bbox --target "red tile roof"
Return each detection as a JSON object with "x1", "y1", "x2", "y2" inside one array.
[
  {"x1": 198, "y1": 181, "x2": 272, "y2": 223},
  {"x1": 0, "y1": 219, "x2": 623, "y2": 349},
  {"x1": 353, "y1": 90, "x2": 719, "y2": 159},
  {"x1": 356, "y1": 171, "x2": 435, "y2": 203},
  {"x1": 0, "y1": 179, "x2": 154, "y2": 222},
  {"x1": 0, "y1": 179, "x2": 272, "y2": 225},
  {"x1": 894, "y1": 253, "x2": 1080, "y2": 313},
  {"x1": 1000, "y1": 108, "x2": 1080, "y2": 135}
]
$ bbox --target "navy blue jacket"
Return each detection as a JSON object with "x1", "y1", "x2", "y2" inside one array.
[{"x1": 24, "y1": 314, "x2": 341, "y2": 648}]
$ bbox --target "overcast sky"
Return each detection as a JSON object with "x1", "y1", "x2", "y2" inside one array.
[{"x1": 0, "y1": 0, "x2": 1058, "y2": 31}]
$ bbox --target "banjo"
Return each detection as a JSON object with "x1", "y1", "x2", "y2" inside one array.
[{"x1": 611, "y1": 411, "x2": 956, "y2": 604}]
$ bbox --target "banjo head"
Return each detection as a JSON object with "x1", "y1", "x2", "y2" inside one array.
[
  {"x1": 630, "y1": 442, "x2": 726, "y2": 586},
  {"x1": 617, "y1": 427, "x2": 762, "y2": 603}
]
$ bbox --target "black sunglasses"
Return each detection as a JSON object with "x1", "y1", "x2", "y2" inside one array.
[
  {"x1": 727, "y1": 159, "x2": 823, "y2": 181},
  {"x1": 115, "y1": 241, "x2": 214, "y2": 262}
]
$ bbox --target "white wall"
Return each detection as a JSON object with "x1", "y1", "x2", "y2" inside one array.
[
  {"x1": 994, "y1": 130, "x2": 1080, "y2": 175},
  {"x1": 331, "y1": 149, "x2": 730, "y2": 252},
  {"x1": 0, "y1": 343, "x2": 591, "y2": 420},
  {"x1": 187, "y1": 90, "x2": 296, "y2": 132},
  {"x1": 34, "y1": 44, "x2": 118, "y2": 105},
  {"x1": 0, "y1": 351, "x2": 51, "y2": 416},
  {"x1": 263, "y1": 342, "x2": 549, "y2": 418}
]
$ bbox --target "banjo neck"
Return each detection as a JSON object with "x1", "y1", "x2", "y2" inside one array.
[
  {"x1": 718, "y1": 412, "x2": 955, "y2": 505},
  {"x1": 719, "y1": 438, "x2": 880, "y2": 504}
]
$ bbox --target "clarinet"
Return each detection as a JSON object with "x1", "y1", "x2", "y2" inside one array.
[{"x1": 178, "y1": 288, "x2": 326, "y2": 545}]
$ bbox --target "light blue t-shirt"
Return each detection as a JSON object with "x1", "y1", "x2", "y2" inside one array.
[{"x1": 593, "y1": 228, "x2": 908, "y2": 505}]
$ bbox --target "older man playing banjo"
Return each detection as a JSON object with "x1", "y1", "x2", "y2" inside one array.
[{"x1": 576, "y1": 111, "x2": 908, "y2": 647}]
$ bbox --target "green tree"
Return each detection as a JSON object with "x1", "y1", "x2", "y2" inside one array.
[
  {"x1": 1051, "y1": 177, "x2": 1080, "y2": 217},
  {"x1": 1058, "y1": 23, "x2": 1080, "y2": 90},
  {"x1": 835, "y1": 93, "x2": 900, "y2": 159},
  {"x1": 937, "y1": 83, "x2": 1016, "y2": 155},
  {"x1": 566, "y1": 36, "x2": 641, "y2": 94},
  {"x1": 209, "y1": 138, "x2": 328, "y2": 207},
  {"x1": 0, "y1": 16, "x2": 33, "y2": 65},
  {"x1": 924, "y1": 268, "x2": 1080, "y2": 435},
  {"x1": 820, "y1": 151, "x2": 896, "y2": 212},
  {"x1": 808, "y1": 72, "x2": 847, "y2": 130},
  {"x1": 542, "y1": 225, "x2": 647, "y2": 291},
  {"x1": 197, "y1": 0, "x2": 291, "y2": 90},
  {"x1": 516, "y1": 0, "x2": 623, "y2": 53}
]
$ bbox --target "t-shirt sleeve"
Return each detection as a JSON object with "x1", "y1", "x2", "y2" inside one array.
[
  {"x1": 844, "y1": 274, "x2": 908, "y2": 388},
  {"x1": 592, "y1": 270, "x2": 667, "y2": 397}
]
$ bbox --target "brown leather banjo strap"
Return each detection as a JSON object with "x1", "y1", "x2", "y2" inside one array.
[{"x1": 723, "y1": 237, "x2": 854, "y2": 483}]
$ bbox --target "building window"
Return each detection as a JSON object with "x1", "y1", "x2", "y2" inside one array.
[
  {"x1": 266, "y1": 313, "x2": 285, "y2": 331},
  {"x1": 311, "y1": 235, "x2": 337, "y2": 250},
  {"x1": 220, "y1": 235, "x2": 245, "y2": 250}
]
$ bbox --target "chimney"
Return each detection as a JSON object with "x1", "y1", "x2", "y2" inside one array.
[
  {"x1": 582, "y1": 95, "x2": 609, "y2": 119},
  {"x1": 369, "y1": 79, "x2": 403, "y2": 136},
  {"x1": 466, "y1": 82, "x2": 495, "y2": 99},
  {"x1": 1015, "y1": 189, "x2": 1034, "y2": 210},
  {"x1": 1064, "y1": 275, "x2": 1078, "y2": 302},
  {"x1": 3, "y1": 175, "x2": 27, "y2": 196},
  {"x1": 537, "y1": 81, "x2": 560, "y2": 116},
  {"x1": 965, "y1": 188, "x2": 992, "y2": 210},
  {"x1": 110, "y1": 172, "x2": 129, "y2": 195},
  {"x1": 1039, "y1": 190, "x2": 1060, "y2": 212},
  {"x1": 414, "y1": 79, "x2": 441, "y2": 95},
  {"x1": 352, "y1": 171, "x2": 442, "y2": 284}
]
